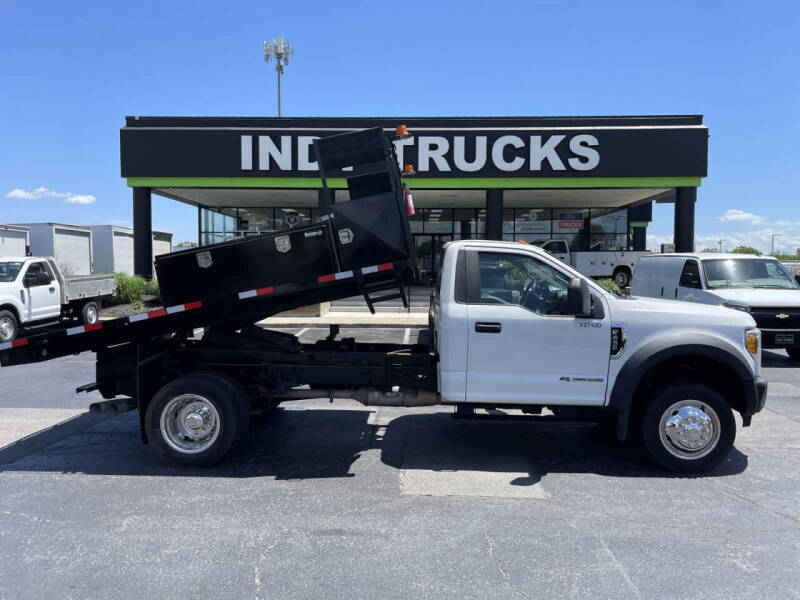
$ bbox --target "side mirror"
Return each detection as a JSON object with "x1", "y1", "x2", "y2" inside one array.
[{"x1": 567, "y1": 277, "x2": 592, "y2": 317}]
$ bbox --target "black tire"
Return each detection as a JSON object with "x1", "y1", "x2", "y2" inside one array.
[
  {"x1": 640, "y1": 382, "x2": 735, "y2": 473},
  {"x1": 81, "y1": 301, "x2": 99, "y2": 325},
  {"x1": 0, "y1": 310, "x2": 18, "y2": 343},
  {"x1": 613, "y1": 268, "x2": 631, "y2": 288},
  {"x1": 786, "y1": 348, "x2": 800, "y2": 361},
  {"x1": 145, "y1": 373, "x2": 250, "y2": 466}
]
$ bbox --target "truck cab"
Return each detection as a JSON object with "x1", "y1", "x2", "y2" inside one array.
[
  {"x1": 631, "y1": 252, "x2": 800, "y2": 359},
  {"x1": 0, "y1": 257, "x2": 63, "y2": 340}
]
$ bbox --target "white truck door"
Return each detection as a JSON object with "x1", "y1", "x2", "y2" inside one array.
[
  {"x1": 21, "y1": 261, "x2": 61, "y2": 320},
  {"x1": 464, "y1": 249, "x2": 610, "y2": 406}
]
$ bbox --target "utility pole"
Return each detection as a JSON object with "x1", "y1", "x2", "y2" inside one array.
[
  {"x1": 263, "y1": 36, "x2": 294, "y2": 117},
  {"x1": 718, "y1": 239, "x2": 725, "y2": 252},
  {"x1": 771, "y1": 234, "x2": 781, "y2": 256}
]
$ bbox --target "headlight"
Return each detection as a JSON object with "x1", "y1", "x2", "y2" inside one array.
[
  {"x1": 723, "y1": 302, "x2": 750, "y2": 312},
  {"x1": 745, "y1": 330, "x2": 760, "y2": 355}
]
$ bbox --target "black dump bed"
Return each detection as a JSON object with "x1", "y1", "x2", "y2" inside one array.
[
  {"x1": 0, "y1": 127, "x2": 417, "y2": 367},
  {"x1": 155, "y1": 126, "x2": 415, "y2": 310}
]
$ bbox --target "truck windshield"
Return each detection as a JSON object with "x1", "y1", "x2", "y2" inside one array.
[
  {"x1": 702, "y1": 258, "x2": 798, "y2": 289},
  {"x1": 0, "y1": 262, "x2": 23, "y2": 282}
]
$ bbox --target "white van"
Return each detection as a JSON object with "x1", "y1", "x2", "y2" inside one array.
[{"x1": 631, "y1": 253, "x2": 800, "y2": 359}]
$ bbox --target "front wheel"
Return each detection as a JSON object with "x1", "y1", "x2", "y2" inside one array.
[
  {"x1": 0, "y1": 310, "x2": 18, "y2": 343},
  {"x1": 613, "y1": 268, "x2": 631, "y2": 288},
  {"x1": 145, "y1": 373, "x2": 250, "y2": 466},
  {"x1": 640, "y1": 383, "x2": 735, "y2": 473}
]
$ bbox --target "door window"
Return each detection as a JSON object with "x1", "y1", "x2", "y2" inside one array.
[
  {"x1": 477, "y1": 252, "x2": 572, "y2": 315},
  {"x1": 679, "y1": 260, "x2": 702, "y2": 288},
  {"x1": 23, "y1": 262, "x2": 52, "y2": 287}
]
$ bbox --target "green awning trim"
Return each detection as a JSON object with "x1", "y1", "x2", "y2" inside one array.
[
  {"x1": 629, "y1": 221, "x2": 650, "y2": 227},
  {"x1": 126, "y1": 176, "x2": 702, "y2": 190}
]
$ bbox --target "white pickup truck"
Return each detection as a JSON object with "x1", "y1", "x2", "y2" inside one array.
[
  {"x1": 532, "y1": 238, "x2": 648, "y2": 288},
  {"x1": 631, "y1": 252, "x2": 800, "y2": 360},
  {"x1": 0, "y1": 256, "x2": 116, "y2": 342}
]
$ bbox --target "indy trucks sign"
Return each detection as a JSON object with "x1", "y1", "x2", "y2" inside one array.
[
  {"x1": 239, "y1": 133, "x2": 600, "y2": 175},
  {"x1": 119, "y1": 121, "x2": 708, "y2": 179}
]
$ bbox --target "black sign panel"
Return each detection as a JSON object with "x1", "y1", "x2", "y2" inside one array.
[{"x1": 121, "y1": 122, "x2": 708, "y2": 179}]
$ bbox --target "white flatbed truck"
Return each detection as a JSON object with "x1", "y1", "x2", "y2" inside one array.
[{"x1": 0, "y1": 256, "x2": 115, "y2": 342}]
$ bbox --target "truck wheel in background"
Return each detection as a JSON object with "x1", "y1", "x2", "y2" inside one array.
[
  {"x1": 0, "y1": 310, "x2": 18, "y2": 343},
  {"x1": 145, "y1": 373, "x2": 249, "y2": 466},
  {"x1": 80, "y1": 301, "x2": 99, "y2": 325},
  {"x1": 640, "y1": 382, "x2": 735, "y2": 473},
  {"x1": 785, "y1": 348, "x2": 800, "y2": 361},
  {"x1": 613, "y1": 267, "x2": 631, "y2": 288}
]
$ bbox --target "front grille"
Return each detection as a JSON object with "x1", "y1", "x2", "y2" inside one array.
[{"x1": 750, "y1": 306, "x2": 800, "y2": 330}]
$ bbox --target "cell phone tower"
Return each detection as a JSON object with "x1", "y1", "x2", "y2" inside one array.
[{"x1": 263, "y1": 36, "x2": 294, "y2": 117}]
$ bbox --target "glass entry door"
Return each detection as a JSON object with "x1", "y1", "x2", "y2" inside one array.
[{"x1": 414, "y1": 235, "x2": 452, "y2": 285}]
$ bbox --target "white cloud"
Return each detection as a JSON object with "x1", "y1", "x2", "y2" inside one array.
[
  {"x1": 64, "y1": 194, "x2": 96, "y2": 205},
  {"x1": 718, "y1": 209, "x2": 766, "y2": 225},
  {"x1": 6, "y1": 186, "x2": 95, "y2": 205}
]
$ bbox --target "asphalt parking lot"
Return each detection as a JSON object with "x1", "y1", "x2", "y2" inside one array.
[{"x1": 1, "y1": 327, "x2": 799, "y2": 599}]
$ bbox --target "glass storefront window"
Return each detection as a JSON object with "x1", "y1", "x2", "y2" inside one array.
[
  {"x1": 425, "y1": 208, "x2": 453, "y2": 234},
  {"x1": 408, "y1": 209, "x2": 425, "y2": 234},
  {"x1": 514, "y1": 208, "x2": 552, "y2": 241},
  {"x1": 502, "y1": 209, "x2": 515, "y2": 238},
  {"x1": 590, "y1": 208, "x2": 627, "y2": 234},
  {"x1": 589, "y1": 234, "x2": 627, "y2": 251},
  {"x1": 238, "y1": 208, "x2": 275, "y2": 233},
  {"x1": 453, "y1": 208, "x2": 477, "y2": 239}
]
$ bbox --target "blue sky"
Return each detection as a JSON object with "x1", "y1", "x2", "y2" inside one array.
[{"x1": 1, "y1": 0, "x2": 798, "y2": 251}]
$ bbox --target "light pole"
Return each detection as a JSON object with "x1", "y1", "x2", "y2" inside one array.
[
  {"x1": 771, "y1": 233, "x2": 781, "y2": 256},
  {"x1": 263, "y1": 36, "x2": 294, "y2": 117},
  {"x1": 718, "y1": 239, "x2": 725, "y2": 252}
]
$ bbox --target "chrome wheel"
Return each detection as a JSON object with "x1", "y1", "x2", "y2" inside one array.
[
  {"x1": 0, "y1": 317, "x2": 14, "y2": 342},
  {"x1": 159, "y1": 394, "x2": 221, "y2": 454},
  {"x1": 614, "y1": 270, "x2": 630, "y2": 288},
  {"x1": 658, "y1": 400, "x2": 721, "y2": 460}
]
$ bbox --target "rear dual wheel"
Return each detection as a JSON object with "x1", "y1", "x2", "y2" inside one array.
[{"x1": 145, "y1": 373, "x2": 251, "y2": 466}]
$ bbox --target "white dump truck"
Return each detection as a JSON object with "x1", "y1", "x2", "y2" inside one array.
[
  {"x1": 0, "y1": 128, "x2": 767, "y2": 474},
  {"x1": 0, "y1": 256, "x2": 116, "y2": 342}
]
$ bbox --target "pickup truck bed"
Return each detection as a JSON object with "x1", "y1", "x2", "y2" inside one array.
[{"x1": 61, "y1": 274, "x2": 116, "y2": 303}]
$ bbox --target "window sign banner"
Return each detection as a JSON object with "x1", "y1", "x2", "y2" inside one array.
[{"x1": 558, "y1": 212, "x2": 585, "y2": 229}]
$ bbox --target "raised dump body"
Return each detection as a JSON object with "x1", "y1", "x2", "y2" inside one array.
[{"x1": 0, "y1": 127, "x2": 417, "y2": 366}]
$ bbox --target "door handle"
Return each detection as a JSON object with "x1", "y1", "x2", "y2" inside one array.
[
  {"x1": 475, "y1": 322, "x2": 501, "y2": 333},
  {"x1": 49, "y1": 287, "x2": 55, "y2": 293}
]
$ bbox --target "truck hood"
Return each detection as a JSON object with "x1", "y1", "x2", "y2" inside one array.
[
  {"x1": 613, "y1": 294, "x2": 757, "y2": 328},
  {"x1": 706, "y1": 287, "x2": 800, "y2": 308}
]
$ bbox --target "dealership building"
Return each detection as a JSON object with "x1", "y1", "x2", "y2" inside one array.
[{"x1": 120, "y1": 115, "x2": 708, "y2": 279}]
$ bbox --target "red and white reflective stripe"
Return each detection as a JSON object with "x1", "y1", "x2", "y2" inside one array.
[
  {"x1": 317, "y1": 270, "x2": 354, "y2": 284},
  {"x1": 238, "y1": 286, "x2": 275, "y2": 300},
  {"x1": 66, "y1": 323, "x2": 103, "y2": 336},
  {"x1": 0, "y1": 338, "x2": 28, "y2": 350},
  {"x1": 128, "y1": 308, "x2": 167, "y2": 323},
  {"x1": 165, "y1": 301, "x2": 203, "y2": 315},
  {"x1": 361, "y1": 262, "x2": 394, "y2": 275}
]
